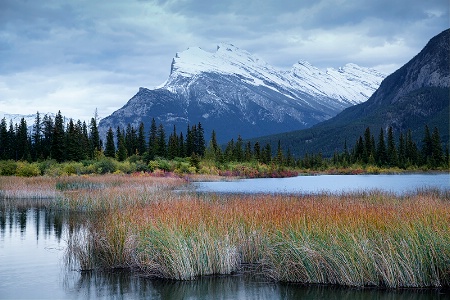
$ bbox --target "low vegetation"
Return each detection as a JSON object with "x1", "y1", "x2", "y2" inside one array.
[{"x1": 1, "y1": 175, "x2": 448, "y2": 288}]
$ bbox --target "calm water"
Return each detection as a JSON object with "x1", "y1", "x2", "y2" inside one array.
[
  {"x1": 1, "y1": 174, "x2": 449, "y2": 299},
  {"x1": 195, "y1": 174, "x2": 450, "y2": 195}
]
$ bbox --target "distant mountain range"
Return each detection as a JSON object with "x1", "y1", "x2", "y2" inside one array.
[
  {"x1": 253, "y1": 29, "x2": 450, "y2": 157},
  {"x1": 99, "y1": 44, "x2": 385, "y2": 142}
]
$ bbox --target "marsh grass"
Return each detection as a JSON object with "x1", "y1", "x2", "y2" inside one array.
[
  {"x1": 63, "y1": 187, "x2": 450, "y2": 288},
  {"x1": 3, "y1": 175, "x2": 449, "y2": 288}
]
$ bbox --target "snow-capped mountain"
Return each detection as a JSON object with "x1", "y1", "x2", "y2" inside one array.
[{"x1": 99, "y1": 44, "x2": 386, "y2": 142}]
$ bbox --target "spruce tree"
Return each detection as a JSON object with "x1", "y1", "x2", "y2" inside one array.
[
  {"x1": 137, "y1": 122, "x2": 147, "y2": 156},
  {"x1": 51, "y1": 111, "x2": 65, "y2": 162},
  {"x1": 398, "y1": 132, "x2": 406, "y2": 168},
  {"x1": 421, "y1": 125, "x2": 432, "y2": 166},
  {"x1": 376, "y1": 128, "x2": 387, "y2": 166},
  {"x1": 233, "y1": 135, "x2": 243, "y2": 161},
  {"x1": 16, "y1": 118, "x2": 30, "y2": 161},
  {"x1": 387, "y1": 126, "x2": 398, "y2": 167},
  {"x1": 116, "y1": 126, "x2": 127, "y2": 161},
  {"x1": 195, "y1": 122, "x2": 205, "y2": 156},
  {"x1": 148, "y1": 118, "x2": 158, "y2": 160},
  {"x1": 244, "y1": 141, "x2": 252, "y2": 162},
  {"x1": 156, "y1": 124, "x2": 166, "y2": 157},
  {"x1": 0, "y1": 118, "x2": 8, "y2": 160},
  {"x1": 65, "y1": 119, "x2": 79, "y2": 161},
  {"x1": 89, "y1": 116, "x2": 101, "y2": 158},
  {"x1": 167, "y1": 125, "x2": 179, "y2": 159},
  {"x1": 276, "y1": 140, "x2": 284, "y2": 166},
  {"x1": 42, "y1": 114, "x2": 54, "y2": 159},
  {"x1": 32, "y1": 112, "x2": 42, "y2": 161},
  {"x1": 430, "y1": 127, "x2": 444, "y2": 168},
  {"x1": 405, "y1": 129, "x2": 418, "y2": 166},
  {"x1": 363, "y1": 127, "x2": 372, "y2": 163},
  {"x1": 253, "y1": 141, "x2": 261, "y2": 162},
  {"x1": 104, "y1": 127, "x2": 116, "y2": 158}
]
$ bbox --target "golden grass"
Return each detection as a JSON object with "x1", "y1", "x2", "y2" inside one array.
[{"x1": 2, "y1": 175, "x2": 448, "y2": 287}]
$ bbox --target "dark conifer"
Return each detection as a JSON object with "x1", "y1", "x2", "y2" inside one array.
[{"x1": 104, "y1": 127, "x2": 116, "y2": 158}]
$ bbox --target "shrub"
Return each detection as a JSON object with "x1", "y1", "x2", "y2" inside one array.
[
  {"x1": 63, "y1": 162, "x2": 86, "y2": 175},
  {"x1": 0, "y1": 160, "x2": 18, "y2": 176},
  {"x1": 94, "y1": 158, "x2": 117, "y2": 174},
  {"x1": 15, "y1": 161, "x2": 41, "y2": 177}
]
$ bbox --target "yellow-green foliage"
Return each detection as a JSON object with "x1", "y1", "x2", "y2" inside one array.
[
  {"x1": 4, "y1": 175, "x2": 448, "y2": 287},
  {"x1": 60, "y1": 181, "x2": 450, "y2": 287}
]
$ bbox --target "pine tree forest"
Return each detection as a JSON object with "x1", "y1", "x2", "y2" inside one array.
[{"x1": 0, "y1": 112, "x2": 448, "y2": 176}]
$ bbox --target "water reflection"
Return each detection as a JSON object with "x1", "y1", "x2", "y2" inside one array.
[
  {"x1": 65, "y1": 271, "x2": 447, "y2": 300},
  {"x1": 1, "y1": 198, "x2": 448, "y2": 299}
]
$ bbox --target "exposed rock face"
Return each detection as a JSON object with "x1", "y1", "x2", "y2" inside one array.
[
  {"x1": 253, "y1": 29, "x2": 450, "y2": 157},
  {"x1": 99, "y1": 44, "x2": 385, "y2": 142}
]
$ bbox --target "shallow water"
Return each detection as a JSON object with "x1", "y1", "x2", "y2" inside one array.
[
  {"x1": 1, "y1": 174, "x2": 449, "y2": 299},
  {"x1": 195, "y1": 174, "x2": 450, "y2": 195}
]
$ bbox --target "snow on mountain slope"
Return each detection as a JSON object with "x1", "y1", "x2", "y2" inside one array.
[
  {"x1": 163, "y1": 43, "x2": 385, "y2": 105},
  {"x1": 99, "y1": 44, "x2": 386, "y2": 142}
]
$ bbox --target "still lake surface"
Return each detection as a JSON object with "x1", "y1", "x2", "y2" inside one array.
[
  {"x1": 1, "y1": 174, "x2": 449, "y2": 299},
  {"x1": 195, "y1": 174, "x2": 450, "y2": 195}
]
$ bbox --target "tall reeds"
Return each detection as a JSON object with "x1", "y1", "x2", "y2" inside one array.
[
  {"x1": 63, "y1": 186, "x2": 450, "y2": 288},
  {"x1": 3, "y1": 175, "x2": 448, "y2": 287}
]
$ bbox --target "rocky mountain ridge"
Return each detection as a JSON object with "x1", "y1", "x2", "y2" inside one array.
[{"x1": 99, "y1": 43, "x2": 386, "y2": 142}]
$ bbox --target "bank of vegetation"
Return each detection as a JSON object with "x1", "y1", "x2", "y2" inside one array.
[
  {"x1": 1, "y1": 175, "x2": 449, "y2": 288},
  {"x1": 0, "y1": 111, "x2": 448, "y2": 177}
]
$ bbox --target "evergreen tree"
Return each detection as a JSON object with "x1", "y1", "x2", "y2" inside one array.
[
  {"x1": 405, "y1": 129, "x2": 418, "y2": 167},
  {"x1": 16, "y1": 118, "x2": 30, "y2": 161},
  {"x1": 233, "y1": 135, "x2": 243, "y2": 161},
  {"x1": 205, "y1": 130, "x2": 220, "y2": 161},
  {"x1": 398, "y1": 132, "x2": 406, "y2": 168},
  {"x1": 65, "y1": 119, "x2": 79, "y2": 161},
  {"x1": 185, "y1": 125, "x2": 193, "y2": 156},
  {"x1": 244, "y1": 141, "x2": 252, "y2": 162},
  {"x1": 376, "y1": 128, "x2": 387, "y2": 166},
  {"x1": 178, "y1": 132, "x2": 185, "y2": 158},
  {"x1": 116, "y1": 126, "x2": 127, "y2": 161},
  {"x1": 79, "y1": 120, "x2": 90, "y2": 160},
  {"x1": 253, "y1": 141, "x2": 261, "y2": 162},
  {"x1": 276, "y1": 140, "x2": 284, "y2": 166},
  {"x1": 104, "y1": 127, "x2": 116, "y2": 158},
  {"x1": 137, "y1": 122, "x2": 147, "y2": 156},
  {"x1": 7, "y1": 121, "x2": 15, "y2": 160},
  {"x1": 224, "y1": 139, "x2": 234, "y2": 162},
  {"x1": 156, "y1": 124, "x2": 166, "y2": 157},
  {"x1": 89, "y1": 116, "x2": 101, "y2": 158},
  {"x1": 387, "y1": 126, "x2": 398, "y2": 167},
  {"x1": 32, "y1": 112, "x2": 42, "y2": 160},
  {"x1": 42, "y1": 114, "x2": 54, "y2": 159},
  {"x1": 51, "y1": 111, "x2": 65, "y2": 162},
  {"x1": 363, "y1": 127, "x2": 372, "y2": 163},
  {"x1": 351, "y1": 136, "x2": 364, "y2": 163},
  {"x1": 262, "y1": 143, "x2": 272, "y2": 164},
  {"x1": 430, "y1": 127, "x2": 444, "y2": 168},
  {"x1": 148, "y1": 118, "x2": 158, "y2": 160},
  {"x1": 421, "y1": 125, "x2": 432, "y2": 166},
  {"x1": 195, "y1": 122, "x2": 205, "y2": 156},
  {"x1": 167, "y1": 125, "x2": 179, "y2": 159},
  {"x1": 0, "y1": 118, "x2": 8, "y2": 160}
]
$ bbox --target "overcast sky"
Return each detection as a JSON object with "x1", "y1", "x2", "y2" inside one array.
[{"x1": 0, "y1": 0, "x2": 448, "y2": 121}]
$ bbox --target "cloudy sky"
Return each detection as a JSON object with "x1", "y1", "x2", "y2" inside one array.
[{"x1": 0, "y1": 0, "x2": 447, "y2": 121}]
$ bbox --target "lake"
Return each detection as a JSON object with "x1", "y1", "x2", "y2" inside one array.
[
  {"x1": 195, "y1": 174, "x2": 450, "y2": 195},
  {"x1": 1, "y1": 174, "x2": 449, "y2": 299}
]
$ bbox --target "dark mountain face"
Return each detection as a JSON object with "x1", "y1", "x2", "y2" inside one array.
[
  {"x1": 98, "y1": 44, "x2": 384, "y2": 143},
  {"x1": 254, "y1": 29, "x2": 450, "y2": 157}
]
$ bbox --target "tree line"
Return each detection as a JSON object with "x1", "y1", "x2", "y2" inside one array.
[{"x1": 0, "y1": 111, "x2": 448, "y2": 171}]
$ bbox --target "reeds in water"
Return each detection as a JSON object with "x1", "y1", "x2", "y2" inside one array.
[{"x1": 65, "y1": 189, "x2": 450, "y2": 288}]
